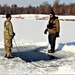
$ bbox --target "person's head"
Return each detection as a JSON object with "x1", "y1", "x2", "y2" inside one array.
[
  {"x1": 6, "y1": 14, "x2": 11, "y2": 20},
  {"x1": 50, "y1": 12, "x2": 55, "y2": 19}
]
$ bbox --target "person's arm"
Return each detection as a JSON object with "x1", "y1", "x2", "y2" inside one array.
[
  {"x1": 8, "y1": 21, "x2": 15, "y2": 38},
  {"x1": 55, "y1": 19, "x2": 60, "y2": 32},
  {"x1": 9, "y1": 23, "x2": 14, "y2": 36},
  {"x1": 55, "y1": 19, "x2": 60, "y2": 37}
]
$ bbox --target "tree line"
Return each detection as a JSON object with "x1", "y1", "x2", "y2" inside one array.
[{"x1": 0, "y1": 0, "x2": 75, "y2": 15}]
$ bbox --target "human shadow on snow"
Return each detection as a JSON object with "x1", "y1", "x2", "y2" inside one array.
[
  {"x1": 12, "y1": 42, "x2": 75, "y2": 62},
  {"x1": 12, "y1": 46, "x2": 61, "y2": 62}
]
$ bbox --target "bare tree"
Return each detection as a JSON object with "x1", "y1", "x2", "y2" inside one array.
[
  {"x1": 11, "y1": 4, "x2": 17, "y2": 14},
  {"x1": 0, "y1": 1, "x2": 75, "y2": 15},
  {"x1": 53, "y1": 0, "x2": 59, "y2": 15}
]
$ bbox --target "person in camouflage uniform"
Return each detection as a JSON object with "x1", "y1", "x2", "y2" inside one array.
[{"x1": 4, "y1": 14, "x2": 15, "y2": 58}]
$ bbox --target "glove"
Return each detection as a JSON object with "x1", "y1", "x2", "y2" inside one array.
[
  {"x1": 13, "y1": 32, "x2": 15, "y2": 36},
  {"x1": 56, "y1": 32, "x2": 59, "y2": 37},
  {"x1": 12, "y1": 32, "x2": 15, "y2": 39},
  {"x1": 44, "y1": 29, "x2": 47, "y2": 34}
]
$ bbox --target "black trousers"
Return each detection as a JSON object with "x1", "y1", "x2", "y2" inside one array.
[{"x1": 48, "y1": 33, "x2": 56, "y2": 51}]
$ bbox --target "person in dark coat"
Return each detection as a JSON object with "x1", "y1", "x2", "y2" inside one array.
[{"x1": 44, "y1": 12, "x2": 60, "y2": 53}]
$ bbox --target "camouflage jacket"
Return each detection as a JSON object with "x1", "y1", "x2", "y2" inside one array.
[{"x1": 4, "y1": 19, "x2": 14, "y2": 39}]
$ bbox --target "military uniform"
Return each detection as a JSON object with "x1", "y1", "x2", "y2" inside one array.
[{"x1": 4, "y1": 19, "x2": 15, "y2": 57}]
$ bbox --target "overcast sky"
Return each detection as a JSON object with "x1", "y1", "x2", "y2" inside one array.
[{"x1": 0, "y1": 0, "x2": 75, "y2": 7}]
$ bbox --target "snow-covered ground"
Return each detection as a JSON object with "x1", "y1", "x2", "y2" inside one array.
[{"x1": 0, "y1": 14, "x2": 75, "y2": 74}]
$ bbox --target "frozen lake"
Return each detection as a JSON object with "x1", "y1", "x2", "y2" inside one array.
[
  {"x1": 0, "y1": 17, "x2": 75, "y2": 48},
  {"x1": 0, "y1": 18, "x2": 48, "y2": 43},
  {"x1": 0, "y1": 15, "x2": 75, "y2": 74}
]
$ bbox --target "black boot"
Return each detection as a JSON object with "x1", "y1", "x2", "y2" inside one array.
[
  {"x1": 51, "y1": 50, "x2": 55, "y2": 53},
  {"x1": 5, "y1": 54, "x2": 7, "y2": 57},
  {"x1": 7, "y1": 55, "x2": 14, "y2": 59},
  {"x1": 48, "y1": 49, "x2": 51, "y2": 53},
  {"x1": 48, "y1": 49, "x2": 55, "y2": 53}
]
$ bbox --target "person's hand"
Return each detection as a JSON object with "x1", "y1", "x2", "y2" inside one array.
[
  {"x1": 56, "y1": 32, "x2": 59, "y2": 37},
  {"x1": 12, "y1": 32, "x2": 15, "y2": 39},
  {"x1": 13, "y1": 32, "x2": 15, "y2": 36},
  {"x1": 44, "y1": 29, "x2": 47, "y2": 34}
]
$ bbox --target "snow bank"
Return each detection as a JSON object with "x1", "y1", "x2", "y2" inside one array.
[{"x1": 1, "y1": 14, "x2": 75, "y2": 20}]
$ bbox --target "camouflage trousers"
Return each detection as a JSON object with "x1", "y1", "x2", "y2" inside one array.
[{"x1": 4, "y1": 38, "x2": 12, "y2": 56}]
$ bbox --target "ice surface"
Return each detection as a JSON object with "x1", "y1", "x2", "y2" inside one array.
[{"x1": 0, "y1": 14, "x2": 75, "y2": 74}]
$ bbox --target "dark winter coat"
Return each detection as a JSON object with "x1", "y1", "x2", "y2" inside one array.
[{"x1": 47, "y1": 17, "x2": 60, "y2": 34}]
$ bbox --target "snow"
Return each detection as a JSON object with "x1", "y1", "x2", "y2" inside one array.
[{"x1": 0, "y1": 14, "x2": 75, "y2": 74}]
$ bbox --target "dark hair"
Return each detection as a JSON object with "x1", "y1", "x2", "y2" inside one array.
[
  {"x1": 6, "y1": 14, "x2": 11, "y2": 19},
  {"x1": 50, "y1": 11, "x2": 58, "y2": 21},
  {"x1": 50, "y1": 12, "x2": 55, "y2": 16}
]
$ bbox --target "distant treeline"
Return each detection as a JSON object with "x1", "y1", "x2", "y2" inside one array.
[{"x1": 0, "y1": 0, "x2": 75, "y2": 15}]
